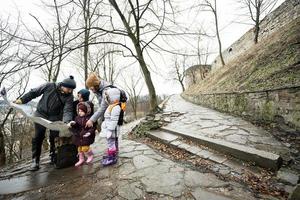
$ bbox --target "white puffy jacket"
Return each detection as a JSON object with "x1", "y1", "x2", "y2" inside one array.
[{"x1": 101, "y1": 88, "x2": 121, "y2": 139}]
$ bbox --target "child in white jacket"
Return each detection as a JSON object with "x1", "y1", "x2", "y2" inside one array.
[{"x1": 101, "y1": 87, "x2": 122, "y2": 166}]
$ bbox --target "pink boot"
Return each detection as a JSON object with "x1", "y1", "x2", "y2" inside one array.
[
  {"x1": 75, "y1": 152, "x2": 85, "y2": 167},
  {"x1": 86, "y1": 150, "x2": 94, "y2": 164}
]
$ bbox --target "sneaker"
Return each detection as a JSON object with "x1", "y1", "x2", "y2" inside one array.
[
  {"x1": 30, "y1": 159, "x2": 40, "y2": 171},
  {"x1": 49, "y1": 152, "x2": 57, "y2": 165}
]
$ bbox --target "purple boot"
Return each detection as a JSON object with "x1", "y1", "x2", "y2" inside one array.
[{"x1": 102, "y1": 148, "x2": 118, "y2": 166}]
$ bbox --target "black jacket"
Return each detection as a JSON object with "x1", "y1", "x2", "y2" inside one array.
[{"x1": 21, "y1": 82, "x2": 74, "y2": 122}]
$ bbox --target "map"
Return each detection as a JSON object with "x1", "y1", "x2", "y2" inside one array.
[{"x1": 0, "y1": 87, "x2": 71, "y2": 137}]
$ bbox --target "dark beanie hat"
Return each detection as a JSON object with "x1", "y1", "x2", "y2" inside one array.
[
  {"x1": 78, "y1": 89, "x2": 90, "y2": 101},
  {"x1": 61, "y1": 75, "x2": 76, "y2": 89}
]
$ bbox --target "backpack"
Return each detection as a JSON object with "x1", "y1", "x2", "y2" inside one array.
[
  {"x1": 103, "y1": 85, "x2": 127, "y2": 102},
  {"x1": 103, "y1": 85, "x2": 127, "y2": 112},
  {"x1": 55, "y1": 143, "x2": 78, "y2": 169}
]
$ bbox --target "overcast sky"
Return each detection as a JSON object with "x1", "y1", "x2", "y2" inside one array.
[{"x1": 0, "y1": 0, "x2": 285, "y2": 97}]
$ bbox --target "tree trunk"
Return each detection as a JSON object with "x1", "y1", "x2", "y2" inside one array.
[
  {"x1": 254, "y1": 24, "x2": 260, "y2": 44},
  {"x1": 83, "y1": 36, "x2": 89, "y2": 86},
  {"x1": 254, "y1": 4, "x2": 261, "y2": 44},
  {"x1": 0, "y1": 128, "x2": 6, "y2": 166},
  {"x1": 83, "y1": 0, "x2": 90, "y2": 86},
  {"x1": 109, "y1": 0, "x2": 158, "y2": 112},
  {"x1": 54, "y1": 53, "x2": 62, "y2": 82},
  {"x1": 135, "y1": 45, "x2": 158, "y2": 112},
  {"x1": 133, "y1": 98, "x2": 137, "y2": 120},
  {"x1": 180, "y1": 81, "x2": 185, "y2": 92},
  {"x1": 213, "y1": 1, "x2": 225, "y2": 66}
]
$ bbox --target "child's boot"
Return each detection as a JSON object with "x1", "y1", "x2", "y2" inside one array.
[
  {"x1": 86, "y1": 150, "x2": 94, "y2": 164},
  {"x1": 102, "y1": 148, "x2": 117, "y2": 166},
  {"x1": 75, "y1": 152, "x2": 85, "y2": 167},
  {"x1": 102, "y1": 149, "x2": 109, "y2": 159}
]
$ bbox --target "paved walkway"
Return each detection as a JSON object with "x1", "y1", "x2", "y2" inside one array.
[
  {"x1": 0, "y1": 121, "x2": 259, "y2": 200},
  {"x1": 164, "y1": 95, "x2": 291, "y2": 158}
]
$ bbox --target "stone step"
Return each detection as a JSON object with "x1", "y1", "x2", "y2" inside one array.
[
  {"x1": 149, "y1": 130, "x2": 227, "y2": 163},
  {"x1": 148, "y1": 130, "x2": 256, "y2": 176},
  {"x1": 160, "y1": 127, "x2": 282, "y2": 171}
]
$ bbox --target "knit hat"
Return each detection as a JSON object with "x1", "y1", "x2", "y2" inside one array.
[
  {"x1": 78, "y1": 89, "x2": 90, "y2": 101},
  {"x1": 86, "y1": 73, "x2": 101, "y2": 88},
  {"x1": 78, "y1": 103, "x2": 88, "y2": 114},
  {"x1": 61, "y1": 75, "x2": 76, "y2": 89}
]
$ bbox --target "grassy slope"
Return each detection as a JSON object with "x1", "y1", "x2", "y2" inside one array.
[{"x1": 184, "y1": 18, "x2": 300, "y2": 95}]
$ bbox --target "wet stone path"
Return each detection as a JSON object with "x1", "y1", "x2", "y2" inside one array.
[
  {"x1": 164, "y1": 95, "x2": 292, "y2": 159},
  {"x1": 0, "y1": 122, "x2": 260, "y2": 200}
]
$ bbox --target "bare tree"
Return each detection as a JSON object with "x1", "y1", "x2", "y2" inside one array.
[
  {"x1": 0, "y1": 18, "x2": 23, "y2": 166},
  {"x1": 197, "y1": 34, "x2": 210, "y2": 67},
  {"x1": 93, "y1": 0, "x2": 176, "y2": 112},
  {"x1": 100, "y1": 46, "x2": 119, "y2": 85},
  {"x1": 83, "y1": 44, "x2": 124, "y2": 85},
  {"x1": 30, "y1": 0, "x2": 75, "y2": 82},
  {"x1": 106, "y1": 0, "x2": 158, "y2": 111},
  {"x1": 237, "y1": 0, "x2": 278, "y2": 44},
  {"x1": 122, "y1": 72, "x2": 143, "y2": 120},
  {"x1": 0, "y1": 18, "x2": 25, "y2": 88},
  {"x1": 196, "y1": 36, "x2": 211, "y2": 80},
  {"x1": 0, "y1": 71, "x2": 31, "y2": 166},
  {"x1": 169, "y1": 56, "x2": 187, "y2": 92},
  {"x1": 202, "y1": 0, "x2": 225, "y2": 66},
  {"x1": 5, "y1": 110, "x2": 32, "y2": 163},
  {"x1": 72, "y1": 0, "x2": 103, "y2": 86},
  {"x1": 0, "y1": 107, "x2": 12, "y2": 166}
]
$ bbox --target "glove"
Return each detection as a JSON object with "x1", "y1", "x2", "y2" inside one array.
[
  {"x1": 14, "y1": 99, "x2": 22, "y2": 104},
  {"x1": 83, "y1": 132, "x2": 91, "y2": 137},
  {"x1": 67, "y1": 121, "x2": 76, "y2": 128}
]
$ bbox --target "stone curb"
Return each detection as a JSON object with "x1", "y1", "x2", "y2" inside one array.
[
  {"x1": 161, "y1": 127, "x2": 282, "y2": 171},
  {"x1": 148, "y1": 130, "x2": 229, "y2": 166}
]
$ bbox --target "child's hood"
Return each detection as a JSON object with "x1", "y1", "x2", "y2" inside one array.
[
  {"x1": 106, "y1": 88, "x2": 120, "y2": 104},
  {"x1": 76, "y1": 102, "x2": 92, "y2": 115}
]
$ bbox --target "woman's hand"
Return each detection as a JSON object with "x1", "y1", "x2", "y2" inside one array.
[{"x1": 85, "y1": 120, "x2": 94, "y2": 128}]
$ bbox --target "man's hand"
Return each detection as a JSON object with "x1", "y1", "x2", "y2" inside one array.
[
  {"x1": 83, "y1": 132, "x2": 91, "y2": 137},
  {"x1": 85, "y1": 120, "x2": 94, "y2": 128},
  {"x1": 14, "y1": 99, "x2": 23, "y2": 104}
]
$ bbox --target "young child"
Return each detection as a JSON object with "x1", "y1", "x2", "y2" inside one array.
[
  {"x1": 101, "y1": 87, "x2": 123, "y2": 166},
  {"x1": 69, "y1": 102, "x2": 96, "y2": 167}
]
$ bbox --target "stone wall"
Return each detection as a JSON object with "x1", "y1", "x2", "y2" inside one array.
[
  {"x1": 182, "y1": 86, "x2": 300, "y2": 131},
  {"x1": 212, "y1": 0, "x2": 300, "y2": 71}
]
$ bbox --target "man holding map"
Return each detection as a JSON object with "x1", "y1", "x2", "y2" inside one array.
[{"x1": 15, "y1": 76, "x2": 76, "y2": 171}]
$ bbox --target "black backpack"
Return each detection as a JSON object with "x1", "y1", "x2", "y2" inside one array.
[
  {"x1": 102, "y1": 85, "x2": 128, "y2": 103},
  {"x1": 117, "y1": 103, "x2": 125, "y2": 126},
  {"x1": 55, "y1": 143, "x2": 78, "y2": 169}
]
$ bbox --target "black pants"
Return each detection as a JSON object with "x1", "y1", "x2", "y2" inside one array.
[{"x1": 32, "y1": 123, "x2": 59, "y2": 162}]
